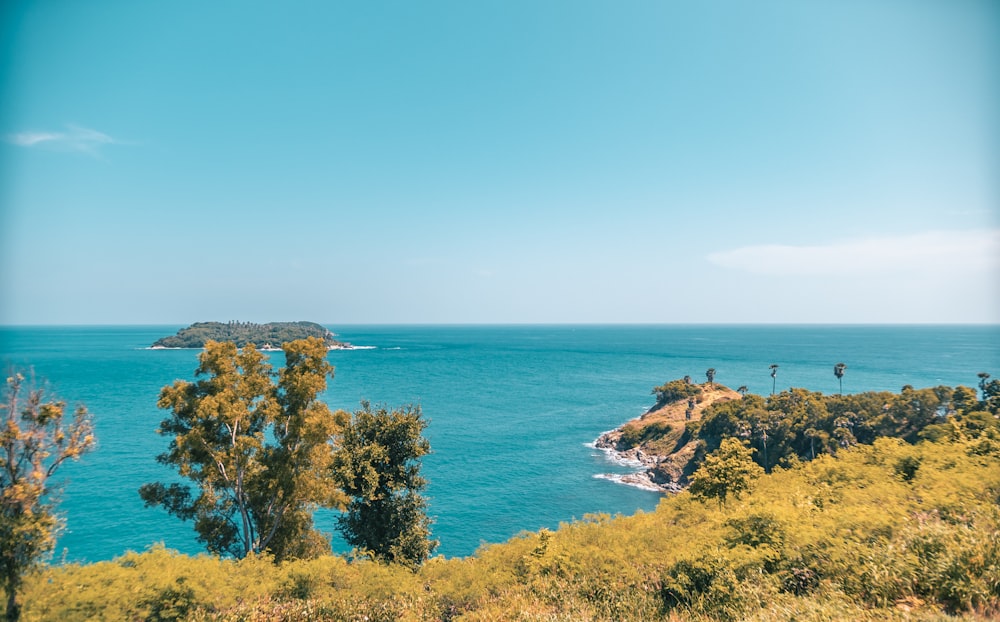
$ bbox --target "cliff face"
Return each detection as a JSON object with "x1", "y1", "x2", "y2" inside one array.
[{"x1": 595, "y1": 383, "x2": 741, "y2": 492}]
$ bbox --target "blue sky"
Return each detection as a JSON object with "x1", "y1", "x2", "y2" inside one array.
[{"x1": 2, "y1": 0, "x2": 997, "y2": 324}]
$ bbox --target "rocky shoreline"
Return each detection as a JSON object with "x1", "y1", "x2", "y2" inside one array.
[
  {"x1": 593, "y1": 384, "x2": 742, "y2": 494},
  {"x1": 593, "y1": 425, "x2": 686, "y2": 493}
]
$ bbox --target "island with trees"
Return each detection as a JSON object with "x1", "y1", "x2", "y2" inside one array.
[{"x1": 150, "y1": 321, "x2": 353, "y2": 350}]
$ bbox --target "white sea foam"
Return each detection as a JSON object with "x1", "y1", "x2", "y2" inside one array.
[
  {"x1": 592, "y1": 473, "x2": 663, "y2": 493},
  {"x1": 589, "y1": 442, "x2": 644, "y2": 468}
]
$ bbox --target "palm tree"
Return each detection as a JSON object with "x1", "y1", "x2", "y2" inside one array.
[
  {"x1": 834, "y1": 363, "x2": 847, "y2": 395},
  {"x1": 737, "y1": 385, "x2": 748, "y2": 398},
  {"x1": 706, "y1": 368, "x2": 716, "y2": 387},
  {"x1": 769, "y1": 364, "x2": 779, "y2": 395}
]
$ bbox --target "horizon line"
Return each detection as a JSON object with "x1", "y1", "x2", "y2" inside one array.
[{"x1": 2, "y1": 321, "x2": 999, "y2": 328}]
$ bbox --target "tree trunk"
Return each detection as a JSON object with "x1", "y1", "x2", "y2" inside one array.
[{"x1": 6, "y1": 577, "x2": 21, "y2": 622}]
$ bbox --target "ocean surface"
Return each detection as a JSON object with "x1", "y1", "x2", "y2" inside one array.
[{"x1": 1, "y1": 324, "x2": 998, "y2": 563}]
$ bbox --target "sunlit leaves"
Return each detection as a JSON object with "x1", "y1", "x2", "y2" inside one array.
[
  {"x1": 140, "y1": 338, "x2": 342, "y2": 561},
  {"x1": 1, "y1": 372, "x2": 94, "y2": 621},
  {"x1": 689, "y1": 438, "x2": 764, "y2": 506}
]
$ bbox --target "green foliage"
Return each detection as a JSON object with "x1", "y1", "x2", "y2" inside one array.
[
  {"x1": 0, "y1": 372, "x2": 95, "y2": 621},
  {"x1": 11, "y1": 378, "x2": 1000, "y2": 621},
  {"x1": 618, "y1": 421, "x2": 673, "y2": 450},
  {"x1": 651, "y1": 379, "x2": 702, "y2": 408},
  {"x1": 694, "y1": 382, "x2": 989, "y2": 475},
  {"x1": 139, "y1": 338, "x2": 345, "y2": 560},
  {"x1": 15, "y1": 433, "x2": 1000, "y2": 621},
  {"x1": 152, "y1": 321, "x2": 345, "y2": 349},
  {"x1": 689, "y1": 438, "x2": 764, "y2": 506},
  {"x1": 979, "y1": 376, "x2": 1000, "y2": 414},
  {"x1": 332, "y1": 402, "x2": 437, "y2": 569}
]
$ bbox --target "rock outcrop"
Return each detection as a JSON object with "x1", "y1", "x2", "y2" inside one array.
[{"x1": 595, "y1": 383, "x2": 741, "y2": 492}]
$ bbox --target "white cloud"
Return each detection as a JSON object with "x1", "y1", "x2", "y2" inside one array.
[
  {"x1": 5, "y1": 125, "x2": 118, "y2": 154},
  {"x1": 707, "y1": 229, "x2": 1000, "y2": 277}
]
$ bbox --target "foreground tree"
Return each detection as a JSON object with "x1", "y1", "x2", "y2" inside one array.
[
  {"x1": 332, "y1": 402, "x2": 437, "y2": 568},
  {"x1": 689, "y1": 437, "x2": 763, "y2": 506},
  {"x1": 1, "y1": 373, "x2": 94, "y2": 621},
  {"x1": 139, "y1": 338, "x2": 345, "y2": 561}
]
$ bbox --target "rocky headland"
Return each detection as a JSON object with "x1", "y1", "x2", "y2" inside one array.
[{"x1": 595, "y1": 382, "x2": 741, "y2": 492}]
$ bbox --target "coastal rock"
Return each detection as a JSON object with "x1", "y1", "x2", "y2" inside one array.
[{"x1": 595, "y1": 383, "x2": 741, "y2": 493}]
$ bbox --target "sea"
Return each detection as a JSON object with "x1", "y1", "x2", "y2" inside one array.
[{"x1": 1, "y1": 324, "x2": 997, "y2": 563}]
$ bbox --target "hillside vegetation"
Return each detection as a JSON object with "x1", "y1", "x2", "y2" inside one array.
[
  {"x1": 13, "y1": 388, "x2": 1000, "y2": 621},
  {"x1": 599, "y1": 377, "x2": 1000, "y2": 493}
]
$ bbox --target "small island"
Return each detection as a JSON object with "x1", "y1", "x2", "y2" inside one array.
[{"x1": 151, "y1": 321, "x2": 353, "y2": 350}]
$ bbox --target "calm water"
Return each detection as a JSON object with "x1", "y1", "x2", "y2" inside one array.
[{"x1": 1, "y1": 324, "x2": 997, "y2": 562}]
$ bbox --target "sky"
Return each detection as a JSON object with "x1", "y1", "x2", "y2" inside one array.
[{"x1": 1, "y1": 0, "x2": 998, "y2": 325}]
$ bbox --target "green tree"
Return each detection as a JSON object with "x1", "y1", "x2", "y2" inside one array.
[
  {"x1": 832, "y1": 413, "x2": 861, "y2": 450},
  {"x1": 978, "y1": 372, "x2": 991, "y2": 400},
  {"x1": 139, "y1": 338, "x2": 345, "y2": 561},
  {"x1": 982, "y1": 378, "x2": 1000, "y2": 414},
  {"x1": 769, "y1": 364, "x2": 779, "y2": 395},
  {"x1": 977, "y1": 373, "x2": 1000, "y2": 414},
  {"x1": 804, "y1": 427, "x2": 822, "y2": 459},
  {"x1": 705, "y1": 368, "x2": 716, "y2": 387},
  {"x1": 834, "y1": 363, "x2": 847, "y2": 395},
  {"x1": 689, "y1": 437, "x2": 764, "y2": 506},
  {"x1": 1, "y1": 372, "x2": 94, "y2": 621},
  {"x1": 652, "y1": 379, "x2": 702, "y2": 409},
  {"x1": 332, "y1": 402, "x2": 437, "y2": 568}
]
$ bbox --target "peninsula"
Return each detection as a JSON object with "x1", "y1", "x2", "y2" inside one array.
[
  {"x1": 151, "y1": 321, "x2": 352, "y2": 350},
  {"x1": 595, "y1": 379, "x2": 740, "y2": 492}
]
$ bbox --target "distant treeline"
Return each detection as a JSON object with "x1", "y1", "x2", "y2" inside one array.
[
  {"x1": 151, "y1": 321, "x2": 343, "y2": 349},
  {"x1": 693, "y1": 382, "x2": 999, "y2": 473}
]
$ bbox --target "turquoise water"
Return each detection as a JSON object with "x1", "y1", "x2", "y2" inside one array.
[{"x1": 1, "y1": 324, "x2": 998, "y2": 562}]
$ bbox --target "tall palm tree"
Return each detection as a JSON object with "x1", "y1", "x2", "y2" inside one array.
[
  {"x1": 769, "y1": 364, "x2": 779, "y2": 395},
  {"x1": 706, "y1": 368, "x2": 716, "y2": 387},
  {"x1": 737, "y1": 385, "x2": 748, "y2": 398},
  {"x1": 834, "y1": 362, "x2": 847, "y2": 395}
]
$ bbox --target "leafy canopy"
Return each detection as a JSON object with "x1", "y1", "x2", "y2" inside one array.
[
  {"x1": 689, "y1": 437, "x2": 763, "y2": 505},
  {"x1": 139, "y1": 338, "x2": 347, "y2": 561},
  {"x1": 1, "y1": 372, "x2": 94, "y2": 621},
  {"x1": 332, "y1": 402, "x2": 437, "y2": 569}
]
